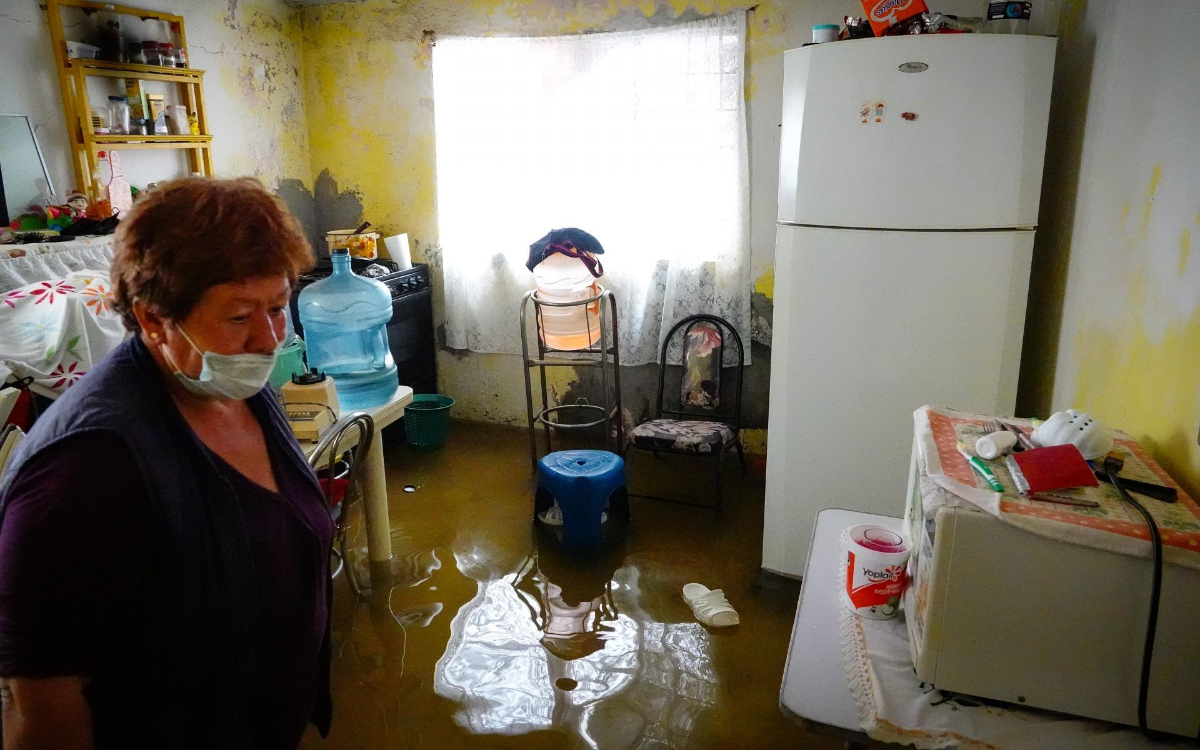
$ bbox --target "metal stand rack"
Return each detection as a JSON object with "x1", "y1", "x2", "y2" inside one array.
[{"x1": 520, "y1": 287, "x2": 623, "y2": 474}]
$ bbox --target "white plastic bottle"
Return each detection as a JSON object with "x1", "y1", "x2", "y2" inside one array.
[{"x1": 533, "y1": 253, "x2": 602, "y2": 351}]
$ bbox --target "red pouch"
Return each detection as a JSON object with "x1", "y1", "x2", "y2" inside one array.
[
  {"x1": 2, "y1": 387, "x2": 37, "y2": 432},
  {"x1": 1012, "y1": 445, "x2": 1099, "y2": 494}
]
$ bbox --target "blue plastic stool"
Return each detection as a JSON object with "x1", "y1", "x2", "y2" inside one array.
[{"x1": 535, "y1": 450, "x2": 628, "y2": 548}]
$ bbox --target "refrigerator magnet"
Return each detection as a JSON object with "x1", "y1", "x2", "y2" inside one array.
[{"x1": 874, "y1": 100, "x2": 886, "y2": 123}]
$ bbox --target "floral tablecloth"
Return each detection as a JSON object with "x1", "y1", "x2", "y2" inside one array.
[{"x1": 0, "y1": 269, "x2": 129, "y2": 399}]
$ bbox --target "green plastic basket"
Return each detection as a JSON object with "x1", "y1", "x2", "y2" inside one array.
[{"x1": 403, "y1": 394, "x2": 456, "y2": 450}]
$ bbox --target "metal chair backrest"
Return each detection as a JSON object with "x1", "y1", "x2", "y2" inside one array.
[
  {"x1": 655, "y1": 314, "x2": 744, "y2": 434},
  {"x1": 679, "y1": 320, "x2": 724, "y2": 410},
  {"x1": 307, "y1": 412, "x2": 375, "y2": 508}
]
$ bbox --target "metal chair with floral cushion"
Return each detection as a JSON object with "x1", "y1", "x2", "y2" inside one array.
[{"x1": 624, "y1": 314, "x2": 745, "y2": 510}]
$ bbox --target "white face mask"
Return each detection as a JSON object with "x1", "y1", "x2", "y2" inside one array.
[{"x1": 165, "y1": 326, "x2": 278, "y2": 401}]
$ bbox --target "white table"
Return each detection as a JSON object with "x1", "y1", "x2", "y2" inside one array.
[
  {"x1": 779, "y1": 509, "x2": 1174, "y2": 750},
  {"x1": 779, "y1": 508, "x2": 906, "y2": 749},
  {"x1": 302, "y1": 386, "x2": 413, "y2": 569}
]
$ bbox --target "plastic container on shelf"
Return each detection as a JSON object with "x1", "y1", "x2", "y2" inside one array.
[
  {"x1": 812, "y1": 24, "x2": 839, "y2": 43},
  {"x1": 169, "y1": 22, "x2": 189, "y2": 67},
  {"x1": 94, "y1": 10, "x2": 123, "y2": 62},
  {"x1": 90, "y1": 109, "x2": 110, "y2": 134},
  {"x1": 65, "y1": 41, "x2": 100, "y2": 59},
  {"x1": 165, "y1": 105, "x2": 188, "y2": 135},
  {"x1": 108, "y1": 96, "x2": 130, "y2": 135},
  {"x1": 533, "y1": 253, "x2": 602, "y2": 350},
  {"x1": 297, "y1": 248, "x2": 398, "y2": 410},
  {"x1": 127, "y1": 42, "x2": 147, "y2": 65},
  {"x1": 142, "y1": 41, "x2": 163, "y2": 66}
]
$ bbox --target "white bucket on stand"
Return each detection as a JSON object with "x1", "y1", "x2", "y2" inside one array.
[
  {"x1": 840, "y1": 524, "x2": 911, "y2": 620},
  {"x1": 533, "y1": 253, "x2": 602, "y2": 351}
]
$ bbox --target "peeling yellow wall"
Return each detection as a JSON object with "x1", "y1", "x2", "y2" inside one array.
[
  {"x1": 300, "y1": 0, "x2": 852, "y2": 428},
  {"x1": 0, "y1": 0, "x2": 311, "y2": 198},
  {"x1": 203, "y1": 0, "x2": 311, "y2": 188},
  {"x1": 1034, "y1": 0, "x2": 1200, "y2": 498},
  {"x1": 753, "y1": 269, "x2": 775, "y2": 300}
]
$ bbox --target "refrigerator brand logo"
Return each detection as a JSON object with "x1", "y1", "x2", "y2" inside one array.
[
  {"x1": 899, "y1": 62, "x2": 929, "y2": 73},
  {"x1": 871, "y1": 0, "x2": 917, "y2": 22}
]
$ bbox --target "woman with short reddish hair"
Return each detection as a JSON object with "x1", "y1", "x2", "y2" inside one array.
[{"x1": 0, "y1": 178, "x2": 333, "y2": 749}]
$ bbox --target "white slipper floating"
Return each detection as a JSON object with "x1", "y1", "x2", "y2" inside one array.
[{"x1": 682, "y1": 583, "x2": 740, "y2": 627}]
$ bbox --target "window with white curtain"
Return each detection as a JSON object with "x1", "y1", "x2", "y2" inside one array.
[{"x1": 433, "y1": 14, "x2": 750, "y2": 365}]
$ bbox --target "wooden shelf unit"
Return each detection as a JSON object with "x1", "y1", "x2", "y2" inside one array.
[
  {"x1": 91, "y1": 135, "x2": 214, "y2": 150},
  {"x1": 68, "y1": 59, "x2": 206, "y2": 83},
  {"x1": 45, "y1": 0, "x2": 214, "y2": 200}
]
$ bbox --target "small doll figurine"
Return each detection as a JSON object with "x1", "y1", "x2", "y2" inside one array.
[{"x1": 65, "y1": 190, "x2": 89, "y2": 219}]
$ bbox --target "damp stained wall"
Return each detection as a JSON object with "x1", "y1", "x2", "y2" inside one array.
[
  {"x1": 10, "y1": 0, "x2": 1192, "y2": 489},
  {"x1": 298, "y1": 0, "x2": 863, "y2": 446},
  {"x1": 1018, "y1": 0, "x2": 1200, "y2": 498},
  {"x1": 0, "y1": 0, "x2": 311, "y2": 205}
]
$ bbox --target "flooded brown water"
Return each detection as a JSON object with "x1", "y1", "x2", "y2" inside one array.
[{"x1": 301, "y1": 422, "x2": 839, "y2": 750}]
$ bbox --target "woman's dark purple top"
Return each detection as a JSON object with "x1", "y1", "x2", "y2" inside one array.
[{"x1": 0, "y1": 408, "x2": 334, "y2": 750}]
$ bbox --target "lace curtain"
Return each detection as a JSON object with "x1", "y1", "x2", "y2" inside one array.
[{"x1": 433, "y1": 14, "x2": 750, "y2": 366}]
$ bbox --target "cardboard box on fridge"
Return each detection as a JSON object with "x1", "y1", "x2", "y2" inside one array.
[{"x1": 860, "y1": 0, "x2": 928, "y2": 36}]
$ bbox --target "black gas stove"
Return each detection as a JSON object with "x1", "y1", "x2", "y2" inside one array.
[
  {"x1": 295, "y1": 256, "x2": 431, "y2": 297},
  {"x1": 290, "y1": 258, "x2": 437, "y2": 395}
]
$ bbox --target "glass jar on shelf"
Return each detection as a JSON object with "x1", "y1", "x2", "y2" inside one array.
[
  {"x1": 169, "y1": 22, "x2": 188, "y2": 67},
  {"x1": 108, "y1": 96, "x2": 130, "y2": 135},
  {"x1": 90, "y1": 108, "x2": 110, "y2": 135},
  {"x1": 95, "y1": 10, "x2": 123, "y2": 62},
  {"x1": 142, "y1": 41, "x2": 162, "y2": 66},
  {"x1": 127, "y1": 41, "x2": 147, "y2": 64}
]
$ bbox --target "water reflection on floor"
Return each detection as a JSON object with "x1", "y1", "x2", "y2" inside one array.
[{"x1": 301, "y1": 423, "x2": 841, "y2": 750}]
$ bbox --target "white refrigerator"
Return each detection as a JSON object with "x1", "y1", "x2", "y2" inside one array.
[{"x1": 763, "y1": 35, "x2": 1056, "y2": 577}]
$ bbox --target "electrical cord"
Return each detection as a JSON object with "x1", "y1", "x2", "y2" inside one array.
[{"x1": 1102, "y1": 455, "x2": 1184, "y2": 743}]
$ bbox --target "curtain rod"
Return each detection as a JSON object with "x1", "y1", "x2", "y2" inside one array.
[{"x1": 423, "y1": 4, "x2": 760, "y2": 43}]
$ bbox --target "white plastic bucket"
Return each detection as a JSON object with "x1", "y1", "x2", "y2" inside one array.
[{"x1": 533, "y1": 253, "x2": 602, "y2": 351}]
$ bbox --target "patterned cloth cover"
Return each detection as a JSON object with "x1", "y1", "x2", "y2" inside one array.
[
  {"x1": 0, "y1": 269, "x2": 128, "y2": 399},
  {"x1": 680, "y1": 321, "x2": 722, "y2": 409},
  {"x1": 915, "y1": 405, "x2": 1200, "y2": 570},
  {"x1": 629, "y1": 418, "x2": 734, "y2": 454}
]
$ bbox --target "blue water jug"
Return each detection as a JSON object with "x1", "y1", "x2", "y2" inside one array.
[{"x1": 298, "y1": 248, "x2": 398, "y2": 410}]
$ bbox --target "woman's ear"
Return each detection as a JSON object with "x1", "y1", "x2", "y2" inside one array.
[{"x1": 132, "y1": 299, "x2": 166, "y2": 343}]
